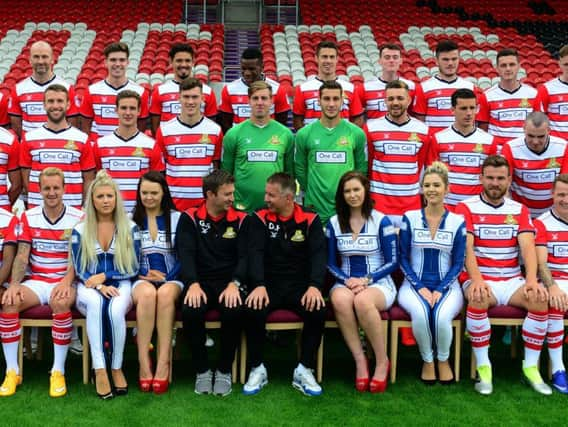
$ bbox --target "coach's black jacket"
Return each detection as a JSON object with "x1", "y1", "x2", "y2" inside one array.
[
  {"x1": 248, "y1": 203, "x2": 326, "y2": 293},
  {"x1": 177, "y1": 202, "x2": 248, "y2": 289}
]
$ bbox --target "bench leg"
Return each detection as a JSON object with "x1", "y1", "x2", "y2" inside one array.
[{"x1": 390, "y1": 324, "x2": 399, "y2": 383}]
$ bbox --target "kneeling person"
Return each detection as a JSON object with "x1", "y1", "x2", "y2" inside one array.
[
  {"x1": 244, "y1": 173, "x2": 326, "y2": 396},
  {"x1": 178, "y1": 170, "x2": 248, "y2": 396},
  {"x1": 0, "y1": 168, "x2": 83, "y2": 397}
]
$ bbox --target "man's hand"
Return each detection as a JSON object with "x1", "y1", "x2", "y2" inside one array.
[
  {"x1": 52, "y1": 280, "x2": 73, "y2": 300},
  {"x1": 184, "y1": 283, "x2": 207, "y2": 308},
  {"x1": 219, "y1": 282, "x2": 242, "y2": 308},
  {"x1": 245, "y1": 286, "x2": 269, "y2": 310},
  {"x1": 301, "y1": 286, "x2": 325, "y2": 312},
  {"x1": 1, "y1": 284, "x2": 24, "y2": 306},
  {"x1": 523, "y1": 278, "x2": 548, "y2": 303},
  {"x1": 467, "y1": 279, "x2": 491, "y2": 303}
]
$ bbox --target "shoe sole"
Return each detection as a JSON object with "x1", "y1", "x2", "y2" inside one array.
[
  {"x1": 522, "y1": 375, "x2": 552, "y2": 396},
  {"x1": 213, "y1": 388, "x2": 232, "y2": 397},
  {"x1": 552, "y1": 384, "x2": 568, "y2": 394},
  {"x1": 292, "y1": 381, "x2": 322, "y2": 396},
  {"x1": 474, "y1": 383, "x2": 493, "y2": 395},
  {"x1": 242, "y1": 379, "x2": 268, "y2": 395},
  {"x1": 194, "y1": 389, "x2": 212, "y2": 395}
]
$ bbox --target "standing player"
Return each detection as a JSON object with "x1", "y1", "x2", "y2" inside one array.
[
  {"x1": 80, "y1": 42, "x2": 149, "y2": 140},
  {"x1": 293, "y1": 41, "x2": 364, "y2": 130},
  {"x1": 93, "y1": 90, "x2": 164, "y2": 213},
  {"x1": 0, "y1": 167, "x2": 83, "y2": 397},
  {"x1": 243, "y1": 173, "x2": 326, "y2": 396},
  {"x1": 414, "y1": 40, "x2": 483, "y2": 134},
  {"x1": 536, "y1": 44, "x2": 568, "y2": 141},
  {"x1": 218, "y1": 48, "x2": 290, "y2": 133},
  {"x1": 534, "y1": 174, "x2": 568, "y2": 393},
  {"x1": 362, "y1": 43, "x2": 420, "y2": 120},
  {"x1": 295, "y1": 81, "x2": 367, "y2": 225},
  {"x1": 221, "y1": 81, "x2": 294, "y2": 212},
  {"x1": 20, "y1": 84, "x2": 95, "y2": 209},
  {"x1": 430, "y1": 89, "x2": 497, "y2": 210},
  {"x1": 149, "y1": 43, "x2": 217, "y2": 135},
  {"x1": 156, "y1": 77, "x2": 223, "y2": 212},
  {"x1": 0, "y1": 126, "x2": 21, "y2": 211},
  {"x1": 178, "y1": 170, "x2": 247, "y2": 396},
  {"x1": 502, "y1": 112, "x2": 568, "y2": 218},
  {"x1": 478, "y1": 48, "x2": 538, "y2": 154},
  {"x1": 366, "y1": 80, "x2": 430, "y2": 228},
  {"x1": 9, "y1": 41, "x2": 79, "y2": 137},
  {"x1": 456, "y1": 155, "x2": 551, "y2": 395}
]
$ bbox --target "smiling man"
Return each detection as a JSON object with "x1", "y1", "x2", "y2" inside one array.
[
  {"x1": 295, "y1": 80, "x2": 367, "y2": 225},
  {"x1": 221, "y1": 81, "x2": 294, "y2": 212},
  {"x1": 156, "y1": 77, "x2": 223, "y2": 211},
  {"x1": 80, "y1": 42, "x2": 149, "y2": 141},
  {"x1": 149, "y1": 43, "x2": 218, "y2": 135},
  {"x1": 502, "y1": 112, "x2": 568, "y2": 218},
  {"x1": 9, "y1": 41, "x2": 79, "y2": 137},
  {"x1": 218, "y1": 48, "x2": 290, "y2": 134},
  {"x1": 93, "y1": 90, "x2": 164, "y2": 213},
  {"x1": 20, "y1": 84, "x2": 95, "y2": 209}
]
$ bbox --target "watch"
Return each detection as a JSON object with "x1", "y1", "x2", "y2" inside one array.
[{"x1": 96, "y1": 284, "x2": 103, "y2": 291}]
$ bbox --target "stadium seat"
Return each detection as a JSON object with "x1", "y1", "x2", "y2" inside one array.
[{"x1": 389, "y1": 305, "x2": 462, "y2": 383}]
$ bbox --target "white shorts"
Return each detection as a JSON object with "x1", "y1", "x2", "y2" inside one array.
[
  {"x1": 331, "y1": 276, "x2": 397, "y2": 309},
  {"x1": 554, "y1": 279, "x2": 568, "y2": 295},
  {"x1": 21, "y1": 279, "x2": 58, "y2": 305},
  {"x1": 132, "y1": 279, "x2": 184, "y2": 291},
  {"x1": 462, "y1": 276, "x2": 525, "y2": 306}
]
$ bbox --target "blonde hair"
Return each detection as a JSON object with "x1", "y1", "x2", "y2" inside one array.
[
  {"x1": 422, "y1": 161, "x2": 450, "y2": 188},
  {"x1": 39, "y1": 167, "x2": 65, "y2": 186},
  {"x1": 78, "y1": 169, "x2": 138, "y2": 275}
]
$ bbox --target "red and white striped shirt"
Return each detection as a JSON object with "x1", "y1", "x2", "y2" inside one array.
[
  {"x1": 0, "y1": 92, "x2": 9, "y2": 127},
  {"x1": 362, "y1": 77, "x2": 419, "y2": 119},
  {"x1": 536, "y1": 78, "x2": 568, "y2": 141},
  {"x1": 478, "y1": 83, "x2": 537, "y2": 153},
  {"x1": 18, "y1": 205, "x2": 84, "y2": 283},
  {"x1": 456, "y1": 195, "x2": 534, "y2": 280},
  {"x1": 293, "y1": 76, "x2": 364, "y2": 125},
  {"x1": 8, "y1": 75, "x2": 79, "y2": 133},
  {"x1": 79, "y1": 80, "x2": 149, "y2": 138},
  {"x1": 430, "y1": 126, "x2": 497, "y2": 209},
  {"x1": 93, "y1": 131, "x2": 165, "y2": 213},
  {"x1": 219, "y1": 77, "x2": 289, "y2": 125},
  {"x1": 149, "y1": 79, "x2": 218, "y2": 122},
  {"x1": 156, "y1": 116, "x2": 223, "y2": 211},
  {"x1": 414, "y1": 76, "x2": 482, "y2": 134},
  {"x1": 502, "y1": 135, "x2": 568, "y2": 218},
  {"x1": 535, "y1": 209, "x2": 568, "y2": 279},
  {"x1": 20, "y1": 126, "x2": 95, "y2": 209},
  {"x1": 0, "y1": 208, "x2": 18, "y2": 266},
  {"x1": 366, "y1": 116, "x2": 430, "y2": 216},
  {"x1": 0, "y1": 127, "x2": 19, "y2": 211}
]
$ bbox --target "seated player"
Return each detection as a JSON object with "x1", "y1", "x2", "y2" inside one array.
[
  {"x1": 243, "y1": 173, "x2": 326, "y2": 396},
  {"x1": 0, "y1": 167, "x2": 83, "y2": 397},
  {"x1": 327, "y1": 171, "x2": 397, "y2": 393}
]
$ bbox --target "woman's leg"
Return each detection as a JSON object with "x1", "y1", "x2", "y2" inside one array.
[
  {"x1": 131, "y1": 281, "x2": 157, "y2": 379},
  {"x1": 433, "y1": 283, "x2": 463, "y2": 381},
  {"x1": 108, "y1": 281, "x2": 132, "y2": 387},
  {"x1": 154, "y1": 282, "x2": 181, "y2": 380}
]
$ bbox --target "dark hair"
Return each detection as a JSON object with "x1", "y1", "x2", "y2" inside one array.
[
  {"x1": 379, "y1": 43, "x2": 402, "y2": 56},
  {"x1": 104, "y1": 42, "x2": 129, "y2": 58},
  {"x1": 481, "y1": 155, "x2": 510, "y2": 175},
  {"x1": 385, "y1": 80, "x2": 409, "y2": 91},
  {"x1": 179, "y1": 77, "x2": 202, "y2": 92},
  {"x1": 169, "y1": 43, "x2": 194, "y2": 60},
  {"x1": 497, "y1": 48, "x2": 519, "y2": 63},
  {"x1": 435, "y1": 40, "x2": 459, "y2": 56},
  {"x1": 451, "y1": 88, "x2": 476, "y2": 107},
  {"x1": 132, "y1": 171, "x2": 176, "y2": 247},
  {"x1": 116, "y1": 89, "x2": 141, "y2": 107},
  {"x1": 44, "y1": 83, "x2": 68, "y2": 101},
  {"x1": 266, "y1": 172, "x2": 296, "y2": 195},
  {"x1": 316, "y1": 40, "x2": 338, "y2": 56},
  {"x1": 203, "y1": 169, "x2": 235, "y2": 197},
  {"x1": 241, "y1": 47, "x2": 263, "y2": 63},
  {"x1": 319, "y1": 80, "x2": 343, "y2": 97},
  {"x1": 335, "y1": 171, "x2": 372, "y2": 233}
]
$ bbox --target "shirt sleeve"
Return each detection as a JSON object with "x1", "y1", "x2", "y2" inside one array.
[
  {"x1": 8, "y1": 86, "x2": 21, "y2": 117},
  {"x1": 535, "y1": 84, "x2": 548, "y2": 112},
  {"x1": 3, "y1": 215, "x2": 18, "y2": 245},
  {"x1": 353, "y1": 127, "x2": 368, "y2": 175},
  {"x1": 248, "y1": 213, "x2": 266, "y2": 288},
  {"x1": 399, "y1": 214, "x2": 425, "y2": 290},
  {"x1": 533, "y1": 218, "x2": 547, "y2": 246},
  {"x1": 139, "y1": 88, "x2": 150, "y2": 119},
  {"x1": 455, "y1": 202, "x2": 474, "y2": 234},
  {"x1": 284, "y1": 129, "x2": 295, "y2": 177},
  {"x1": 436, "y1": 221, "x2": 467, "y2": 292},
  {"x1": 204, "y1": 89, "x2": 218, "y2": 118},
  {"x1": 0, "y1": 93, "x2": 9, "y2": 126},
  {"x1": 307, "y1": 214, "x2": 326, "y2": 290},
  {"x1": 213, "y1": 129, "x2": 223, "y2": 162},
  {"x1": 348, "y1": 84, "x2": 364, "y2": 118},
  {"x1": 218, "y1": 85, "x2": 233, "y2": 114},
  {"x1": 19, "y1": 134, "x2": 31, "y2": 168},
  {"x1": 292, "y1": 84, "x2": 306, "y2": 116},
  {"x1": 71, "y1": 228, "x2": 93, "y2": 282},
  {"x1": 413, "y1": 85, "x2": 427, "y2": 115},
  {"x1": 325, "y1": 222, "x2": 349, "y2": 284},
  {"x1": 79, "y1": 88, "x2": 94, "y2": 118},
  {"x1": 368, "y1": 216, "x2": 398, "y2": 282},
  {"x1": 150, "y1": 140, "x2": 165, "y2": 172},
  {"x1": 7, "y1": 133, "x2": 19, "y2": 171},
  {"x1": 67, "y1": 85, "x2": 80, "y2": 117},
  {"x1": 273, "y1": 84, "x2": 291, "y2": 114},
  {"x1": 80, "y1": 139, "x2": 96, "y2": 171},
  {"x1": 476, "y1": 89, "x2": 489, "y2": 123}
]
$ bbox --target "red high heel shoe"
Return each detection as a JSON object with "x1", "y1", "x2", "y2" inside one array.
[
  {"x1": 355, "y1": 358, "x2": 370, "y2": 392},
  {"x1": 152, "y1": 378, "x2": 170, "y2": 394},
  {"x1": 139, "y1": 378, "x2": 153, "y2": 392},
  {"x1": 369, "y1": 361, "x2": 390, "y2": 393}
]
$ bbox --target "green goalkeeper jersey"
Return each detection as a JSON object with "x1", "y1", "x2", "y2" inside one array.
[
  {"x1": 295, "y1": 119, "x2": 367, "y2": 224},
  {"x1": 221, "y1": 119, "x2": 294, "y2": 212}
]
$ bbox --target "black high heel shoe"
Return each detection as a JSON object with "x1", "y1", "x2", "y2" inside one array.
[
  {"x1": 112, "y1": 370, "x2": 129, "y2": 396},
  {"x1": 92, "y1": 370, "x2": 114, "y2": 400}
]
